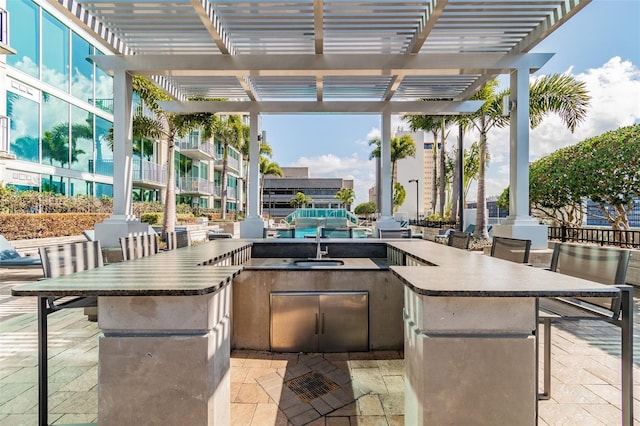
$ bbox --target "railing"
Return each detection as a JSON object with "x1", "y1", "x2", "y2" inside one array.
[
  {"x1": 0, "y1": 115, "x2": 9, "y2": 153},
  {"x1": 178, "y1": 177, "x2": 214, "y2": 194},
  {"x1": 178, "y1": 140, "x2": 216, "y2": 158},
  {"x1": 133, "y1": 159, "x2": 166, "y2": 185},
  {"x1": 548, "y1": 225, "x2": 640, "y2": 249},
  {"x1": 285, "y1": 208, "x2": 358, "y2": 225},
  {"x1": 227, "y1": 156, "x2": 240, "y2": 172},
  {"x1": 226, "y1": 186, "x2": 238, "y2": 200},
  {"x1": 410, "y1": 219, "x2": 458, "y2": 229}
]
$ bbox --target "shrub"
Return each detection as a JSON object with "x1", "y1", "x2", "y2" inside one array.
[
  {"x1": 141, "y1": 212, "x2": 162, "y2": 225},
  {"x1": 0, "y1": 213, "x2": 110, "y2": 240}
]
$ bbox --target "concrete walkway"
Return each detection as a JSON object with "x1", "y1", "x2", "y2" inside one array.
[{"x1": 1, "y1": 267, "x2": 639, "y2": 425}]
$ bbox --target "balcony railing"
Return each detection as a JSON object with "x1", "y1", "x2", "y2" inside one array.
[
  {"x1": 179, "y1": 177, "x2": 215, "y2": 195},
  {"x1": 548, "y1": 225, "x2": 640, "y2": 249},
  {"x1": 0, "y1": 115, "x2": 9, "y2": 154},
  {"x1": 227, "y1": 156, "x2": 240, "y2": 172},
  {"x1": 133, "y1": 159, "x2": 166, "y2": 185},
  {"x1": 226, "y1": 186, "x2": 238, "y2": 200},
  {"x1": 178, "y1": 140, "x2": 216, "y2": 159}
]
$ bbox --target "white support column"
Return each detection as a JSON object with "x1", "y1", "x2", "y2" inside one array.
[
  {"x1": 493, "y1": 68, "x2": 547, "y2": 249},
  {"x1": 240, "y1": 111, "x2": 265, "y2": 238},
  {"x1": 113, "y1": 70, "x2": 134, "y2": 218},
  {"x1": 95, "y1": 69, "x2": 148, "y2": 251},
  {"x1": 376, "y1": 109, "x2": 399, "y2": 233}
]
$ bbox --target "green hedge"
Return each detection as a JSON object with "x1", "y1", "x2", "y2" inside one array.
[{"x1": 0, "y1": 213, "x2": 110, "y2": 240}]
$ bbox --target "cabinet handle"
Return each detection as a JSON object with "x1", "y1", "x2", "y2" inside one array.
[
  {"x1": 321, "y1": 313, "x2": 325, "y2": 334},
  {"x1": 315, "y1": 313, "x2": 319, "y2": 334}
]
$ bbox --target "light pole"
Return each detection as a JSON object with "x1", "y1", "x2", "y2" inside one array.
[{"x1": 409, "y1": 179, "x2": 419, "y2": 223}]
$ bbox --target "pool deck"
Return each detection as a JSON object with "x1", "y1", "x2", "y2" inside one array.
[{"x1": 1, "y1": 266, "x2": 639, "y2": 425}]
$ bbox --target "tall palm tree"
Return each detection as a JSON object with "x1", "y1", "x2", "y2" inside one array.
[
  {"x1": 368, "y1": 134, "x2": 417, "y2": 191},
  {"x1": 241, "y1": 140, "x2": 276, "y2": 214},
  {"x1": 130, "y1": 76, "x2": 210, "y2": 234},
  {"x1": 458, "y1": 74, "x2": 589, "y2": 239},
  {"x1": 202, "y1": 114, "x2": 248, "y2": 219}
]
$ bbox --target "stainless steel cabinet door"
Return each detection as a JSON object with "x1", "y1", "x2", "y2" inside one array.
[
  {"x1": 270, "y1": 293, "x2": 318, "y2": 353},
  {"x1": 320, "y1": 292, "x2": 368, "y2": 352}
]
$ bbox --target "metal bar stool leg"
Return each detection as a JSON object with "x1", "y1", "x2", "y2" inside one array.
[
  {"x1": 620, "y1": 285, "x2": 634, "y2": 426},
  {"x1": 38, "y1": 296, "x2": 48, "y2": 426}
]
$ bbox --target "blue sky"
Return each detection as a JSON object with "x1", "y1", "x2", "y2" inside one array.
[{"x1": 261, "y1": 0, "x2": 640, "y2": 208}]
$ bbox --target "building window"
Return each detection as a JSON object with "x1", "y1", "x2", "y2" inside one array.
[
  {"x1": 41, "y1": 174, "x2": 66, "y2": 195},
  {"x1": 70, "y1": 105, "x2": 94, "y2": 173},
  {"x1": 7, "y1": 91, "x2": 39, "y2": 162},
  {"x1": 41, "y1": 93, "x2": 70, "y2": 168},
  {"x1": 7, "y1": 0, "x2": 39, "y2": 78},
  {"x1": 94, "y1": 50, "x2": 113, "y2": 113},
  {"x1": 95, "y1": 116, "x2": 113, "y2": 176},
  {"x1": 71, "y1": 31, "x2": 94, "y2": 103},
  {"x1": 42, "y1": 10, "x2": 70, "y2": 92}
]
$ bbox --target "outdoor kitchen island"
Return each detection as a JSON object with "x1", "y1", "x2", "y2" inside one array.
[
  {"x1": 10, "y1": 239, "x2": 626, "y2": 426},
  {"x1": 387, "y1": 240, "x2": 625, "y2": 425}
]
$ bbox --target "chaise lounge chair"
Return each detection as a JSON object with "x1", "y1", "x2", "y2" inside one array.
[{"x1": 0, "y1": 235, "x2": 42, "y2": 268}]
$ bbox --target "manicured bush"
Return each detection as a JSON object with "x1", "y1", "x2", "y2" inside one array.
[{"x1": 0, "y1": 213, "x2": 110, "y2": 240}]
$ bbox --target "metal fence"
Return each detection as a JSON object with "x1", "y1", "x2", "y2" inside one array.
[
  {"x1": 409, "y1": 219, "x2": 458, "y2": 229},
  {"x1": 548, "y1": 226, "x2": 640, "y2": 249}
]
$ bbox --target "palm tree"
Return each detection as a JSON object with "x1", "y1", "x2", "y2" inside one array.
[
  {"x1": 334, "y1": 188, "x2": 355, "y2": 210},
  {"x1": 259, "y1": 156, "x2": 283, "y2": 215},
  {"x1": 290, "y1": 192, "x2": 311, "y2": 208},
  {"x1": 458, "y1": 74, "x2": 589, "y2": 239},
  {"x1": 130, "y1": 76, "x2": 210, "y2": 234},
  {"x1": 202, "y1": 114, "x2": 248, "y2": 219},
  {"x1": 242, "y1": 140, "x2": 277, "y2": 214},
  {"x1": 368, "y1": 134, "x2": 417, "y2": 195},
  {"x1": 404, "y1": 115, "x2": 454, "y2": 217}
]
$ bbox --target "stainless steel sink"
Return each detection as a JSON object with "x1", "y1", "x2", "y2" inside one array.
[{"x1": 292, "y1": 259, "x2": 345, "y2": 267}]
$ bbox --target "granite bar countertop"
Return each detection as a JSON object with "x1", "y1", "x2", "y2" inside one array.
[
  {"x1": 11, "y1": 241, "x2": 251, "y2": 297},
  {"x1": 388, "y1": 240, "x2": 621, "y2": 298}
]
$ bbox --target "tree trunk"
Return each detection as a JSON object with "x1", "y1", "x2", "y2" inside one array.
[
  {"x1": 474, "y1": 127, "x2": 489, "y2": 239},
  {"x1": 221, "y1": 144, "x2": 229, "y2": 220},
  {"x1": 431, "y1": 131, "x2": 438, "y2": 215},
  {"x1": 451, "y1": 146, "x2": 459, "y2": 223},
  {"x1": 438, "y1": 120, "x2": 446, "y2": 218},
  {"x1": 162, "y1": 138, "x2": 176, "y2": 234}
]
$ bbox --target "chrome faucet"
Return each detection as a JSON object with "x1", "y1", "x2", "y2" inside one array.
[{"x1": 315, "y1": 230, "x2": 329, "y2": 259}]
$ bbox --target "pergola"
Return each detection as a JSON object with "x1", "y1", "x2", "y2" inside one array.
[{"x1": 47, "y1": 0, "x2": 591, "y2": 245}]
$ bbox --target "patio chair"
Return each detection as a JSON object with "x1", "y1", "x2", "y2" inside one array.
[
  {"x1": 537, "y1": 243, "x2": 633, "y2": 424},
  {"x1": 0, "y1": 235, "x2": 42, "y2": 268},
  {"x1": 447, "y1": 231, "x2": 471, "y2": 249},
  {"x1": 120, "y1": 233, "x2": 159, "y2": 261},
  {"x1": 378, "y1": 228, "x2": 412, "y2": 239},
  {"x1": 163, "y1": 231, "x2": 178, "y2": 250},
  {"x1": 490, "y1": 236, "x2": 531, "y2": 263},
  {"x1": 37, "y1": 240, "x2": 104, "y2": 425}
]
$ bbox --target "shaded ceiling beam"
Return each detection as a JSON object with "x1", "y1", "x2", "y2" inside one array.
[
  {"x1": 158, "y1": 100, "x2": 485, "y2": 115},
  {"x1": 407, "y1": 0, "x2": 448, "y2": 54},
  {"x1": 314, "y1": 0, "x2": 324, "y2": 54},
  {"x1": 190, "y1": 0, "x2": 232, "y2": 55},
  {"x1": 383, "y1": 75, "x2": 404, "y2": 102},
  {"x1": 511, "y1": 0, "x2": 591, "y2": 54},
  {"x1": 91, "y1": 53, "x2": 553, "y2": 75},
  {"x1": 316, "y1": 76, "x2": 323, "y2": 101}
]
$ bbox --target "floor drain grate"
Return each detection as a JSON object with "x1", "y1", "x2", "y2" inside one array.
[{"x1": 286, "y1": 371, "x2": 340, "y2": 402}]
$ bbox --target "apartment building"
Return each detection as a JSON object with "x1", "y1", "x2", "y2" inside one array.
[{"x1": 0, "y1": 0, "x2": 243, "y2": 213}]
